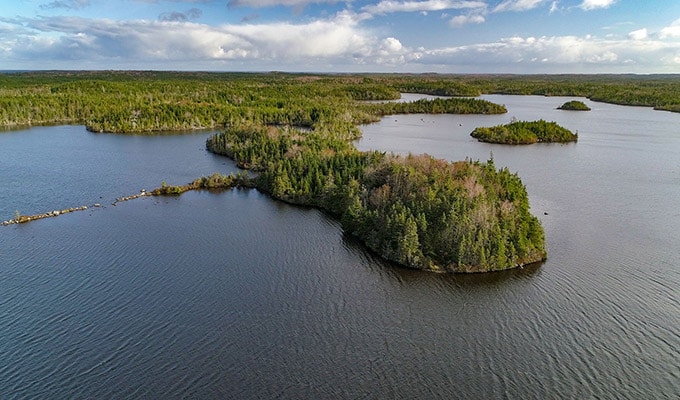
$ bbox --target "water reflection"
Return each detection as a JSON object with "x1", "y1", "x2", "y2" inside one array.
[{"x1": 338, "y1": 227, "x2": 543, "y2": 288}]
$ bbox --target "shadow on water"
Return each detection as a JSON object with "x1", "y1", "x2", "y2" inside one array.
[
  {"x1": 340, "y1": 229, "x2": 543, "y2": 288},
  {"x1": 90, "y1": 127, "x2": 223, "y2": 136},
  {"x1": 0, "y1": 122, "x2": 73, "y2": 133}
]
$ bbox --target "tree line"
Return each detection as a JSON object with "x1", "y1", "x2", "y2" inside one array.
[{"x1": 2, "y1": 71, "x2": 679, "y2": 133}]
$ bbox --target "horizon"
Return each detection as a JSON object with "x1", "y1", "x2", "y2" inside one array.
[
  {"x1": 2, "y1": 0, "x2": 680, "y2": 74},
  {"x1": 2, "y1": 69, "x2": 680, "y2": 77}
]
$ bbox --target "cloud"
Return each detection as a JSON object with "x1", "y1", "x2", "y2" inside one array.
[
  {"x1": 628, "y1": 28, "x2": 647, "y2": 41},
  {"x1": 0, "y1": 13, "x2": 410, "y2": 68},
  {"x1": 241, "y1": 14, "x2": 260, "y2": 22},
  {"x1": 659, "y1": 18, "x2": 680, "y2": 39},
  {"x1": 409, "y1": 34, "x2": 680, "y2": 72},
  {"x1": 134, "y1": 0, "x2": 212, "y2": 3},
  {"x1": 362, "y1": 0, "x2": 485, "y2": 15},
  {"x1": 381, "y1": 37, "x2": 403, "y2": 52},
  {"x1": 579, "y1": 0, "x2": 616, "y2": 11},
  {"x1": 493, "y1": 0, "x2": 547, "y2": 12},
  {"x1": 2, "y1": 11, "x2": 680, "y2": 73},
  {"x1": 40, "y1": 0, "x2": 90, "y2": 10},
  {"x1": 227, "y1": 0, "x2": 338, "y2": 8},
  {"x1": 449, "y1": 14, "x2": 484, "y2": 28},
  {"x1": 159, "y1": 8, "x2": 203, "y2": 21}
]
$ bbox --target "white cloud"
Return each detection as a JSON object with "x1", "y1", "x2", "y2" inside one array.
[
  {"x1": 449, "y1": 14, "x2": 485, "y2": 28},
  {"x1": 659, "y1": 18, "x2": 680, "y2": 39},
  {"x1": 362, "y1": 0, "x2": 485, "y2": 15},
  {"x1": 493, "y1": 0, "x2": 547, "y2": 12},
  {"x1": 0, "y1": 14, "x2": 412, "y2": 68},
  {"x1": 409, "y1": 34, "x2": 680, "y2": 72},
  {"x1": 579, "y1": 0, "x2": 617, "y2": 11},
  {"x1": 2, "y1": 9, "x2": 680, "y2": 73},
  {"x1": 628, "y1": 28, "x2": 647, "y2": 41},
  {"x1": 381, "y1": 37, "x2": 403, "y2": 52}
]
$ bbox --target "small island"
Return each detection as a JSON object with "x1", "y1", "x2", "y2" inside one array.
[
  {"x1": 558, "y1": 100, "x2": 591, "y2": 111},
  {"x1": 470, "y1": 119, "x2": 578, "y2": 144}
]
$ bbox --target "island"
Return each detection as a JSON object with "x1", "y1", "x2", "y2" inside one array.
[
  {"x1": 470, "y1": 119, "x2": 578, "y2": 144},
  {"x1": 558, "y1": 100, "x2": 591, "y2": 111},
  {"x1": 204, "y1": 122, "x2": 546, "y2": 273}
]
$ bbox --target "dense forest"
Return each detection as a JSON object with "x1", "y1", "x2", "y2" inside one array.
[
  {"x1": 371, "y1": 74, "x2": 680, "y2": 113},
  {"x1": 342, "y1": 155, "x2": 546, "y2": 272},
  {"x1": 362, "y1": 97, "x2": 507, "y2": 116},
  {"x1": 1, "y1": 71, "x2": 679, "y2": 133},
  {"x1": 5, "y1": 71, "x2": 678, "y2": 272},
  {"x1": 471, "y1": 120, "x2": 578, "y2": 144}
]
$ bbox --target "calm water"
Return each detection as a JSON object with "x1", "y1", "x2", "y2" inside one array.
[{"x1": 1, "y1": 96, "x2": 679, "y2": 399}]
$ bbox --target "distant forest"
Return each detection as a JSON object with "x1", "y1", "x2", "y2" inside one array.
[{"x1": 1, "y1": 71, "x2": 678, "y2": 132}]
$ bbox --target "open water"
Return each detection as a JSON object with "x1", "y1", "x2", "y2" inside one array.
[{"x1": 1, "y1": 95, "x2": 678, "y2": 398}]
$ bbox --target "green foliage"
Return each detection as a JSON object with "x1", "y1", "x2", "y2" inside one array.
[
  {"x1": 206, "y1": 124, "x2": 381, "y2": 213},
  {"x1": 0, "y1": 72, "x2": 390, "y2": 132},
  {"x1": 2, "y1": 71, "x2": 679, "y2": 133},
  {"x1": 471, "y1": 120, "x2": 578, "y2": 144},
  {"x1": 364, "y1": 97, "x2": 507, "y2": 116},
  {"x1": 558, "y1": 100, "x2": 591, "y2": 111},
  {"x1": 151, "y1": 172, "x2": 250, "y2": 195},
  {"x1": 207, "y1": 123, "x2": 547, "y2": 272},
  {"x1": 389, "y1": 80, "x2": 482, "y2": 97},
  {"x1": 341, "y1": 154, "x2": 546, "y2": 272}
]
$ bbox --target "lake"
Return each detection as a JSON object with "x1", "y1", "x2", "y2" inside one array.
[{"x1": 1, "y1": 95, "x2": 678, "y2": 399}]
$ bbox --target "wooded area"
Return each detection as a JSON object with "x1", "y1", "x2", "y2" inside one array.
[
  {"x1": 1, "y1": 71, "x2": 678, "y2": 133},
  {"x1": 5, "y1": 71, "x2": 677, "y2": 272}
]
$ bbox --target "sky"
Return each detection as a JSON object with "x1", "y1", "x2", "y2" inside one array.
[{"x1": 1, "y1": 0, "x2": 680, "y2": 73}]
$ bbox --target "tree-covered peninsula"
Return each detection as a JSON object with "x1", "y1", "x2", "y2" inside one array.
[
  {"x1": 558, "y1": 100, "x2": 591, "y2": 111},
  {"x1": 471, "y1": 120, "x2": 578, "y2": 144},
  {"x1": 206, "y1": 122, "x2": 546, "y2": 272}
]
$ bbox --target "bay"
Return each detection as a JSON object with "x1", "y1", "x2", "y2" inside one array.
[{"x1": 1, "y1": 95, "x2": 678, "y2": 399}]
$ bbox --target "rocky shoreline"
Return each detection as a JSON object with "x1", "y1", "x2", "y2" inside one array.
[{"x1": 2, "y1": 190, "x2": 151, "y2": 226}]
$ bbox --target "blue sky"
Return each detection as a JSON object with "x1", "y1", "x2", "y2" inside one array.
[{"x1": 1, "y1": 0, "x2": 680, "y2": 72}]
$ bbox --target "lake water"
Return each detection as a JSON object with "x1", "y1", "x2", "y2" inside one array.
[{"x1": 1, "y1": 95, "x2": 678, "y2": 399}]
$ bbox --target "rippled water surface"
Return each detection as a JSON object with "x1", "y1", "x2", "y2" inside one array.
[{"x1": 1, "y1": 96, "x2": 679, "y2": 399}]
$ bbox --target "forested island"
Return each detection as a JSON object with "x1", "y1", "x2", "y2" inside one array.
[
  {"x1": 558, "y1": 100, "x2": 591, "y2": 111},
  {"x1": 3, "y1": 71, "x2": 679, "y2": 272},
  {"x1": 206, "y1": 125, "x2": 546, "y2": 272},
  {"x1": 470, "y1": 120, "x2": 578, "y2": 144}
]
